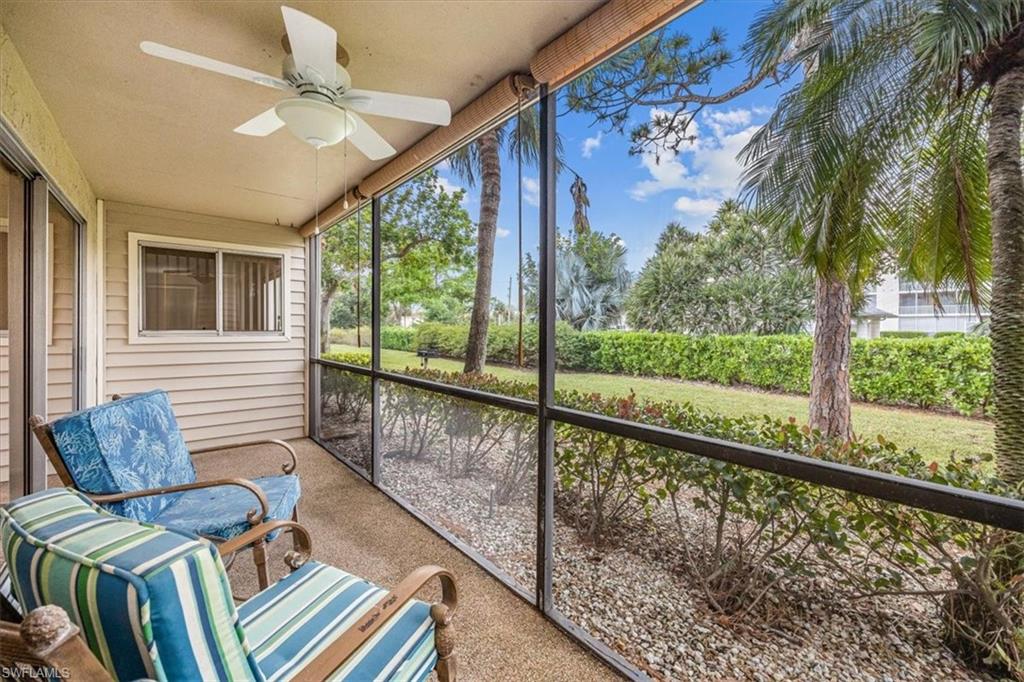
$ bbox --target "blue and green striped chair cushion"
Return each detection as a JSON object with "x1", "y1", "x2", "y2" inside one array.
[
  {"x1": 3, "y1": 489, "x2": 441, "y2": 682},
  {"x1": 1, "y1": 488, "x2": 260, "y2": 681},
  {"x1": 238, "y1": 561, "x2": 437, "y2": 682}
]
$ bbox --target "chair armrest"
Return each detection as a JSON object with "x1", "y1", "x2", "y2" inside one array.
[
  {"x1": 293, "y1": 565, "x2": 458, "y2": 682},
  {"x1": 87, "y1": 478, "x2": 271, "y2": 525},
  {"x1": 5, "y1": 605, "x2": 113, "y2": 681},
  {"x1": 190, "y1": 439, "x2": 298, "y2": 474},
  {"x1": 218, "y1": 519, "x2": 313, "y2": 570}
]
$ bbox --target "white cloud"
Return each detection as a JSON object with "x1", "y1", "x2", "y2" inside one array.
[
  {"x1": 581, "y1": 131, "x2": 603, "y2": 158},
  {"x1": 496, "y1": 227, "x2": 511, "y2": 238},
  {"x1": 436, "y1": 175, "x2": 471, "y2": 205},
  {"x1": 704, "y1": 108, "x2": 752, "y2": 137},
  {"x1": 673, "y1": 196, "x2": 721, "y2": 218},
  {"x1": 627, "y1": 105, "x2": 769, "y2": 227},
  {"x1": 522, "y1": 176, "x2": 540, "y2": 207},
  {"x1": 436, "y1": 175, "x2": 462, "y2": 196}
]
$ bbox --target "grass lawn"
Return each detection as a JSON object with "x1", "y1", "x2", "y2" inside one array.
[{"x1": 329, "y1": 344, "x2": 994, "y2": 464}]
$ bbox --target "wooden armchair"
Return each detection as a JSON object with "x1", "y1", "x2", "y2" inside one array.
[
  {"x1": 1, "y1": 488, "x2": 458, "y2": 681},
  {"x1": 29, "y1": 389, "x2": 301, "y2": 588}
]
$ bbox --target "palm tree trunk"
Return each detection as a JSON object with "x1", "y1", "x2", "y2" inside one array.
[
  {"x1": 987, "y1": 63, "x2": 1024, "y2": 484},
  {"x1": 464, "y1": 129, "x2": 501, "y2": 373},
  {"x1": 809, "y1": 274, "x2": 852, "y2": 440}
]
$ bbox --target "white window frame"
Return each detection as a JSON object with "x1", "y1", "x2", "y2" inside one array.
[{"x1": 128, "y1": 231, "x2": 291, "y2": 344}]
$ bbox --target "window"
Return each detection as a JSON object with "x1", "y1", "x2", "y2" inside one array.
[{"x1": 132, "y1": 233, "x2": 288, "y2": 339}]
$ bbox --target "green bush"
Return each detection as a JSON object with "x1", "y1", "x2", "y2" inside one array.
[
  {"x1": 380, "y1": 326, "x2": 416, "y2": 351},
  {"x1": 321, "y1": 349, "x2": 371, "y2": 366},
  {"x1": 378, "y1": 367, "x2": 1019, "y2": 675},
  {"x1": 380, "y1": 324, "x2": 992, "y2": 414}
]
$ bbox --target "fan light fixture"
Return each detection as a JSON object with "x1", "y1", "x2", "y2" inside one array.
[{"x1": 274, "y1": 97, "x2": 355, "y2": 149}]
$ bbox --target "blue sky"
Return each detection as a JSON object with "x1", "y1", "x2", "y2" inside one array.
[{"x1": 435, "y1": 0, "x2": 784, "y2": 299}]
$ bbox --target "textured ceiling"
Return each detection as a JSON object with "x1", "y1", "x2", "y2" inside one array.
[{"x1": 1, "y1": 0, "x2": 602, "y2": 227}]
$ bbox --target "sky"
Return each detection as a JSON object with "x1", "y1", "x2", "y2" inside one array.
[{"x1": 432, "y1": 0, "x2": 785, "y2": 301}]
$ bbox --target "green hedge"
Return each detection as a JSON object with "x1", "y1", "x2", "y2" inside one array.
[{"x1": 372, "y1": 324, "x2": 991, "y2": 414}]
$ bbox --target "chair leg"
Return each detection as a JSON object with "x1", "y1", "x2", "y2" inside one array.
[
  {"x1": 436, "y1": 656, "x2": 456, "y2": 682},
  {"x1": 253, "y1": 538, "x2": 269, "y2": 590},
  {"x1": 432, "y1": 605, "x2": 456, "y2": 682}
]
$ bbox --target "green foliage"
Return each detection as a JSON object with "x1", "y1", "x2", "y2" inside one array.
[
  {"x1": 379, "y1": 326, "x2": 992, "y2": 414},
  {"x1": 377, "y1": 168, "x2": 476, "y2": 322},
  {"x1": 553, "y1": 230, "x2": 631, "y2": 331},
  {"x1": 627, "y1": 201, "x2": 815, "y2": 334},
  {"x1": 321, "y1": 350, "x2": 371, "y2": 366},
  {"x1": 380, "y1": 327, "x2": 416, "y2": 352},
  {"x1": 377, "y1": 367, "x2": 1022, "y2": 676}
]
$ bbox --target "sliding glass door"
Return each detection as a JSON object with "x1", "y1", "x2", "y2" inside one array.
[{"x1": 0, "y1": 149, "x2": 84, "y2": 501}]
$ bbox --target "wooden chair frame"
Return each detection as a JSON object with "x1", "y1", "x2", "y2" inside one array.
[
  {"x1": 1, "y1": 520, "x2": 457, "y2": 681},
  {"x1": 29, "y1": 412, "x2": 300, "y2": 590}
]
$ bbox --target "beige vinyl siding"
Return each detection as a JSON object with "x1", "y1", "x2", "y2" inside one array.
[{"x1": 104, "y1": 202, "x2": 307, "y2": 449}]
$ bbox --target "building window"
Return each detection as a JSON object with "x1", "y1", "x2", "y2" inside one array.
[{"x1": 132, "y1": 234, "x2": 287, "y2": 339}]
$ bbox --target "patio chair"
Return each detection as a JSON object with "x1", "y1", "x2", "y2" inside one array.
[
  {"x1": 29, "y1": 389, "x2": 301, "y2": 589},
  {"x1": 1, "y1": 488, "x2": 458, "y2": 681}
]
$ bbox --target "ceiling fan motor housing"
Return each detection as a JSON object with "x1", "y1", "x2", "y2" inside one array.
[{"x1": 282, "y1": 54, "x2": 350, "y2": 99}]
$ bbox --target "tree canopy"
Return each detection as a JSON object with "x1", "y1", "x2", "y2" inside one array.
[{"x1": 627, "y1": 201, "x2": 814, "y2": 335}]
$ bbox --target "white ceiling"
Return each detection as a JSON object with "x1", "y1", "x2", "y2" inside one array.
[{"x1": 1, "y1": 0, "x2": 602, "y2": 227}]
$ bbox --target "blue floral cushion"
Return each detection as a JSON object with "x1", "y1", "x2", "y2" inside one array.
[
  {"x1": 152, "y1": 474, "x2": 301, "y2": 540},
  {"x1": 49, "y1": 390, "x2": 196, "y2": 521}
]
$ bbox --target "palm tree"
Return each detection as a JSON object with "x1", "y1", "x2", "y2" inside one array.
[
  {"x1": 741, "y1": 1, "x2": 1023, "y2": 480},
  {"x1": 448, "y1": 110, "x2": 542, "y2": 373}
]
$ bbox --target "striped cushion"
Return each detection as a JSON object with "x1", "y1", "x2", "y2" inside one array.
[
  {"x1": 239, "y1": 561, "x2": 438, "y2": 681},
  {"x1": 0, "y1": 488, "x2": 261, "y2": 681}
]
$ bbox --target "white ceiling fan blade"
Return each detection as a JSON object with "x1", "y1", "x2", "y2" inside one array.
[
  {"x1": 234, "y1": 108, "x2": 285, "y2": 136},
  {"x1": 345, "y1": 111, "x2": 396, "y2": 160},
  {"x1": 140, "y1": 41, "x2": 292, "y2": 91},
  {"x1": 281, "y1": 6, "x2": 338, "y2": 85},
  {"x1": 343, "y1": 89, "x2": 452, "y2": 126}
]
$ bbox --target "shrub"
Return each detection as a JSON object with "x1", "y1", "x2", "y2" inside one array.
[
  {"x1": 383, "y1": 324, "x2": 992, "y2": 414},
  {"x1": 377, "y1": 367, "x2": 1019, "y2": 676},
  {"x1": 322, "y1": 350, "x2": 371, "y2": 366},
  {"x1": 328, "y1": 327, "x2": 370, "y2": 347},
  {"x1": 381, "y1": 326, "x2": 416, "y2": 351}
]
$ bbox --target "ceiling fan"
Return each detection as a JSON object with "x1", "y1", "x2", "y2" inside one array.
[{"x1": 139, "y1": 6, "x2": 451, "y2": 160}]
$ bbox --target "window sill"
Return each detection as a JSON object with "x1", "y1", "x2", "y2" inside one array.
[{"x1": 128, "y1": 333, "x2": 292, "y2": 345}]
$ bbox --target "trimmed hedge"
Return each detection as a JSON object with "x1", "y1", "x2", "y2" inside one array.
[{"x1": 362, "y1": 324, "x2": 992, "y2": 415}]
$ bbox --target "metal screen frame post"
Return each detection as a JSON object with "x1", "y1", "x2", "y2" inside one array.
[
  {"x1": 307, "y1": 233, "x2": 321, "y2": 438},
  {"x1": 371, "y1": 197, "x2": 383, "y2": 486},
  {"x1": 536, "y1": 83, "x2": 556, "y2": 612}
]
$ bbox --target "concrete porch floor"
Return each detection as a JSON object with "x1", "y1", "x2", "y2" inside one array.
[{"x1": 201, "y1": 438, "x2": 619, "y2": 681}]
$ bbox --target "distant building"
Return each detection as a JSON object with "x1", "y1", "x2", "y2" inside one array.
[{"x1": 856, "y1": 274, "x2": 988, "y2": 338}]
